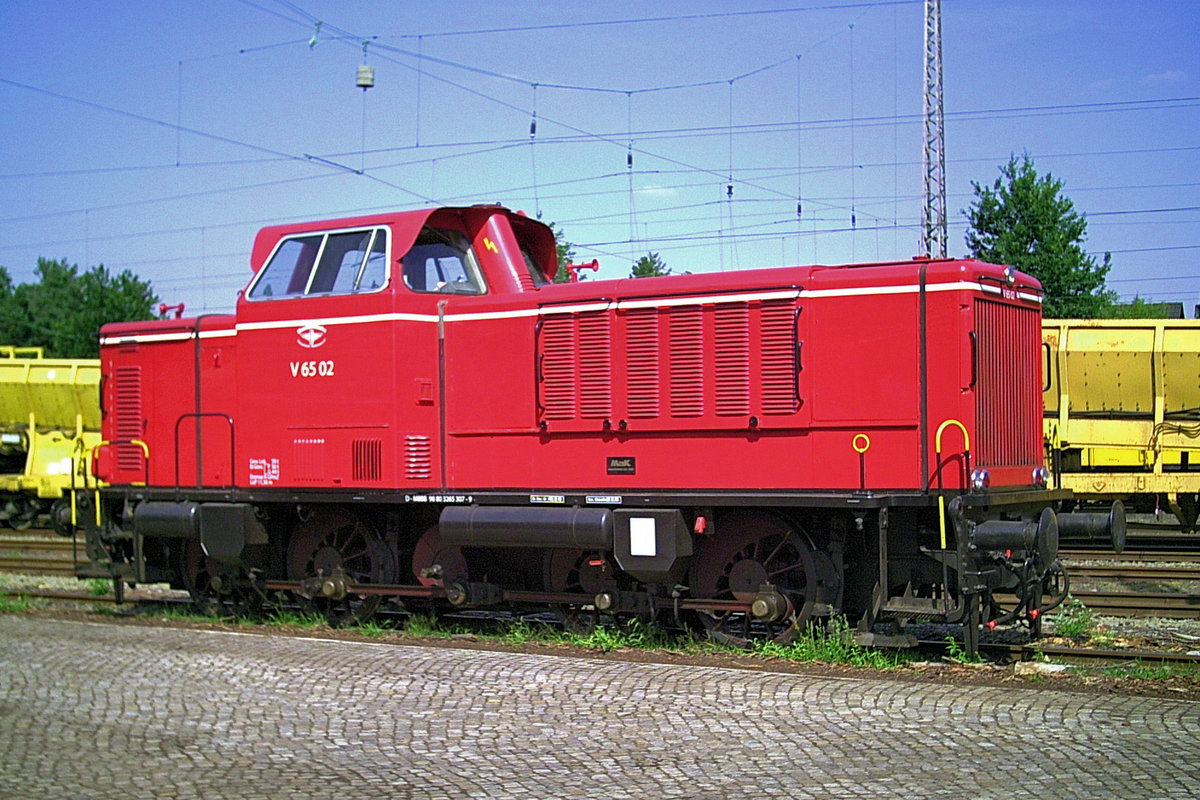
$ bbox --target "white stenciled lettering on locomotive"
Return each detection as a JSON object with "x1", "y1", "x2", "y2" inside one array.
[
  {"x1": 289, "y1": 360, "x2": 335, "y2": 377},
  {"x1": 248, "y1": 457, "x2": 280, "y2": 486}
]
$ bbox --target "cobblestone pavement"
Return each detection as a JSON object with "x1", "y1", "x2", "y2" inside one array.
[{"x1": 1, "y1": 617, "x2": 1198, "y2": 800}]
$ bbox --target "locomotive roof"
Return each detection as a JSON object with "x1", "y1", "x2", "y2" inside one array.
[{"x1": 245, "y1": 204, "x2": 1041, "y2": 297}]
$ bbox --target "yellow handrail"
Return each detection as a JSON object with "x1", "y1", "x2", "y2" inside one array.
[
  {"x1": 74, "y1": 439, "x2": 151, "y2": 527},
  {"x1": 934, "y1": 420, "x2": 970, "y2": 549}
]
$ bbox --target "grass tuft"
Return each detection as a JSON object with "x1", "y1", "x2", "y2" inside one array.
[
  {"x1": 0, "y1": 594, "x2": 41, "y2": 613},
  {"x1": 352, "y1": 617, "x2": 392, "y2": 638},
  {"x1": 751, "y1": 616, "x2": 909, "y2": 669},
  {"x1": 85, "y1": 578, "x2": 112, "y2": 597},
  {"x1": 264, "y1": 608, "x2": 327, "y2": 630},
  {"x1": 1051, "y1": 595, "x2": 1100, "y2": 640}
]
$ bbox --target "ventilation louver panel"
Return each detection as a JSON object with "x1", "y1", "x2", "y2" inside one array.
[
  {"x1": 540, "y1": 315, "x2": 578, "y2": 420},
  {"x1": 577, "y1": 312, "x2": 612, "y2": 419},
  {"x1": 975, "y1": 299, "x2": 1041, "y2": 467},
  {"x1": 669, "y1": 305, "x2": 704, "y2": 418},
  {"x1": 293, "y1": 438, "x2": 325, "y2": 482},
  {"x1": 625, "y1": 309, "x2": 661, "y2": 418},
  {"x1": 113, "y1": 366, "x2": 144, "y2": 472},
  {"x1": 404, "y1": 435, "x2": 432, "y2": 481},
  {"x1": 760, "y1": 300, "x2": 799, "y2": 415},
  {"x1": 352, "y1": 438, "x2": 382, "y2": 482},
  {"x1": 714, "y1": 302, "x2": 750, "y2": 416}
]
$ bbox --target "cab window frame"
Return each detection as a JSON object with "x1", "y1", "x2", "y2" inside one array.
[
  {"x1": 246, "y1": 226, "x2": 390, "y2": 301},
  {"x1": 400, "y1": 227, "x2": 488, "y2": 296}
]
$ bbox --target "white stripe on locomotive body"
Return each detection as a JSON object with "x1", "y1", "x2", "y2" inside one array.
[
  {"x1": 98, "y1": 280, "x2": 1040, "y2": 346},
  {"x1": 100, "y1": 328, "x2": 238, "y2": 346},
  {"x1": 237, "y1": 312, "x2": 433, "y2": 332},
  {"x1": 614, "y1": 288, "x2": 802, "y2": 311}
]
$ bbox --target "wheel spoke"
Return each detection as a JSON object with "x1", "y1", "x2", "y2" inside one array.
[
  {"x1": 766, "y1": 562, "x2": 806, "y2": 582},
  {"x1": 693, "y1": 512, "x2": 818, "y2": 647},
  {"x1": 287, "y1": 510, "x2": 396, "y2": 626},
  {"x1": 761, "y1": 533, "x2": 791, "y2": 568}
]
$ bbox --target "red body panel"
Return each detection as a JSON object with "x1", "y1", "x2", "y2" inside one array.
[{"x1": 97, "y1": 207, "x2": 1044, "y2": 497}]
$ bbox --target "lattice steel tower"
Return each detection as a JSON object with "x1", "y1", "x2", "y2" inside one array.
[{"x1": 921, "y1": 0, "x2": 947, "y2": 258}]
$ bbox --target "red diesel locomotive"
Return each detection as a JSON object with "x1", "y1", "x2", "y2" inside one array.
[{"x1": 77, "y1": 204, "x2": 1120, "y2": 651}]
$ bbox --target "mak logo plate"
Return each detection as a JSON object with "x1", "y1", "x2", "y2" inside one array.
[{"x1": 607, "y1": 457, "x2": 636, "y2": 475}]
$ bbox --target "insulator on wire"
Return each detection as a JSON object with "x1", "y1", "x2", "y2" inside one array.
[
  {"x1": 726, "y1": 184, "x2": 733, "y2": 199},
  {"x1": 627, "y1": 148, "x2": 633, "y2": 169},
  {"x1": 357, "y1": 64, "x2": 374, "y2": 90},
  {"x1": 530, "y1": 112, "x2": 537, "y2": 138},
  {"x1": 796, "y1": 200, "x2": 803, "y2": 217},
  {"x1": 357, "y1": 40, "x2": 374, "y2": 90}
]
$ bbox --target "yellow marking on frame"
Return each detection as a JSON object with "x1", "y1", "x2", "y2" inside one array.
[{"x1": 483, "y1": 237, "x2": 499, "y2": 253}]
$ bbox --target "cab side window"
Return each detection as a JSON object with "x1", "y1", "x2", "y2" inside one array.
[
  {"x1": 248, "y1": 228, "x2": 388, "y2": 300},
  {"x1": 401, "y1": 228, "x2": 486, "y2": 295}
]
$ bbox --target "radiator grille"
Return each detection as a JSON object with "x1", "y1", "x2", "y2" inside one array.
[
  {"x1": 975, "y1": 299, "x2": 1042, "y2": 467},
  {"x1": 113, "y1": 366, "x2": 144, "y2": 472}
]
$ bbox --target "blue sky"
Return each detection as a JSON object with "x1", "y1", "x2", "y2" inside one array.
[{"x1": 1, "y1": 1, "x2": 1196, "y2": 315}]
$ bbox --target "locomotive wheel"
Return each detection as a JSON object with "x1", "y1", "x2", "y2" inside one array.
[
  {"x1": 286, "y1": 510, "x2": 396, "y2": 627},
  {"x1": 177, "y1": 539, "x2": 262, "y2": 618},
  {"x1": 545, "y1": 549, "x2": 615, "y2": 634},
  {"x1": 692, "y1": 512, "x2": 818, "y2": 647},
  {"x1": 411, "y1": 526, "x2": 468, "y2": 587},
  {"x1": 5, "y1": 498, "x2": 38, "y2": 530},
  {"x1": 545, "y1": 549, "x2": 615, "y2": 595}
]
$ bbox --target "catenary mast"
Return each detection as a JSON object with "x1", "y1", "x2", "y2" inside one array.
[{"x1": 921, "y1": 0, "x2": 947, "y2": 258}]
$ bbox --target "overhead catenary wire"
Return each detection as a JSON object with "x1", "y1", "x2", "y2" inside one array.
[{"x1": 2, "y1": 0, "x2": 1195, "y2": 308}]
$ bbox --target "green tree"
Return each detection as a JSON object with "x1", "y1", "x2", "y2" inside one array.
[
  {"x1": 547, "y1": 221, "x2": 577, "y2": 284},
  {"x1": 1105, "y1": 297, "x2": 1176, "y2": 318},
  {"x1": 964, "y1": 154, "x2": 1115, "y2": 318},
  {"x1": 630, "y1": 252, "x2": 670, "y2": 278},
  {"x1": 0, "y1": 258, "x2": 158, "y2": 358}
]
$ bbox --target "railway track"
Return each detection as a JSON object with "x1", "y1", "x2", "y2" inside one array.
[
  {"x1": 3, "y1": 531, "x2": 1200, "y2": 619},
  {"x1": 983, "y1": 641, "x2": 1200, "y2": 668},
  {"x1": 1060, "y1": 549, "x2": 1200, "y2": 563},
  {"x1": 5, "y1": 584, "x2": 1199, "y2": 671},
  {"x1": 0, "y1": 534, "x2": 81, "y2": 576},
  {"x1": 1065, "y1": 563, "x2": 1200, "y2": 582},
  {"x1": 1063, "y1": 590, "x2": 1200, "y2": 618}
]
